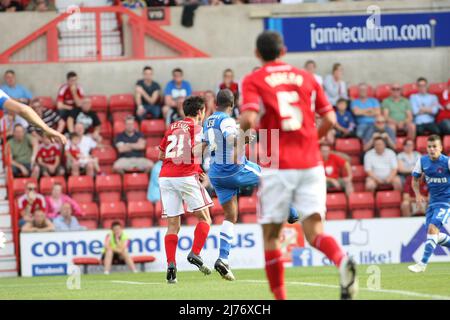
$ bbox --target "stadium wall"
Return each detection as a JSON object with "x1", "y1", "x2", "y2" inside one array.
[{"x1": 0, "y1": 0, "x2": 449, "y2": 95}]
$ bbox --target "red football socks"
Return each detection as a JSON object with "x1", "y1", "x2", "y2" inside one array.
[
  {"x1": 192, "y1": 221, "x2": 210, "y2": 255},
  {"x1": 313, "y1": 233, "x2": 345, "y2": 267},
  {"x1": 165, "y1": 234, "x2": 178, "y2": 265},
  {"x1": 264, "y1": 249, "x2": 286, "y2": 300}
]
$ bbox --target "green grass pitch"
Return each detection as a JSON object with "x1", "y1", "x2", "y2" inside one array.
[{"x1": 1, "y1": 262, "x2": 449, "y2": 300}]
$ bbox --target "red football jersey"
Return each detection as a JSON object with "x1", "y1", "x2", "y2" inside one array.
[
  {"x1": 159, "y1": 118, "x2": 203, "y2": 178},
  {"x1": 241, "y1": 61, "x2": 333, "y2": 169},
  {"x1": 37, "y1": 144, "x2": 61, "y2": 165},
  {"x1": 57, "y1": 84, "x2": 84, "y2": 107}
]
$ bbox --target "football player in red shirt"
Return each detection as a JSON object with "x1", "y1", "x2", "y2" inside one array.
[
  {"x1": 240, "y1": 31, "x2": 358, "y2": 300},
  {"x1": 158, "y1": 96, "x2": 213, "y2": 284}
]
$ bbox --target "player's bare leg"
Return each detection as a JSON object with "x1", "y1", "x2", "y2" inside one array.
[
  {"x1": 215, "y1": 196, "x2": 238, "y2": 281},
  {"x1": 262, "y1": 223, "x2": 286, "y2": 300},
  {"x1": 187, "y1": 208, "x2": 212, "y2": 276},
  {"x1": 165, "y1": 216, "x2": 181, "y2": 283},
  {"x1": 302, "y1": 213, "x2": 358, "y2": 300}
]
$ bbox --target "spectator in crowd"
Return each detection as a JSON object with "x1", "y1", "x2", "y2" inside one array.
[
  {"x1": 46, "y1": 183, "x2": 83, "y2": 219},
  {"x1": 0, "y1": 0, "x2": 24, "y2": 12},
  {"x1": 53, "y1": 203, "x2": 87, "y2": 232},
  {"x1": 382, "y1": 83, "x2": 416, "y2": 140},
  {"x1": 0, "y1": 111, "x2": 28, "y2": 139},
  {"x1": 67, "y1": 97, "x2": 102, "y2": 143},
  {"x1": 21, "y1": 210, "x2": 55, "y2": 233},
  {"x1": 364, "y1": 137, "x2": 402, "y2": 192},
  {"x1": 28, "y1": 97, "x2": 65, "y2": 140},
  {"x1": 204, "y1": 90, "x2": 216, "y2": 119},
  {"x1": 351, "y1": 82, "x2": 381, "y2": 140},
  {"x1": 36, "y1": 135, "x2": 65, "y2": 177},
  {"x1": 1, "y1": 70, "x2": 32, "y2": 105},
  {"x1": 65, "y1": 124, "x2": 99, "y2": 177},
  {"x1": 121, "y1": 0, "x2": 147, "y2": 8},
  {"x1": 9, "y1": 124, "x2": 39, "y2": 178},
  {"x1": 18, "y1": 181, "x2": 46, "y2": 227},
  {"x1": 334, "y1": 98, "x2": 355, "y2": 138},
  {"x1": 436, "y1": 79, "x2": 450, "y2": 135},
  {"x1": 410, "y1": 77, "x2": 441, "y2": 136},
  {"x1": 363, "y1": 115, "x2": 396, "y2": 152},
  {"x1": 147, "y1": 160, "x2": 162, "y2": 203},
  {"x1": 401, "y1": 175, "x2": 428, "y2": 217},
  {"x1": 162, "y1": 68, "x2": 192, "y2": 126},
  {"x1": 113, "y1": 116, "x2": 153, "y2": 174},
  {"x1": 304, "y1": 60, "x2": 323, "y2": 86},
  {"x1": 57, "y1": 71, "x2": 84, "y2": 120},
  {"x1": 320, "y1": 143, "x2": 353, "y2": 195},
  {"x1": 26, "y1": 0, "x2": 56, "y2": 11},
  {"x1": 218, "y1": 68, "x2": 239, "y2": 105},
  {"x1": 323, "y1": 63, "x2": 348, "y2": 106},
  {"x1": 135, "y1": 66, "x2": 162, "y2": 121},
  {"x1": 102, "y1": 221, "x2": 137, "y2": 275},
  {"x1": 397, "y1": 138, "x2": 421, "y2": 182}
]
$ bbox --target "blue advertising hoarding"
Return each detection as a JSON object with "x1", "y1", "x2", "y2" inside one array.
[{"x1": 265, "y1": 11, "x2": 450, "y2": 52}]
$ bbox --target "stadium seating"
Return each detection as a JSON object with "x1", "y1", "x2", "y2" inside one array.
[
  {"x1": 335, "y1": 138, "x2": 362, "y2": 156},
  {"x1": 96, "y1": 174, "x2": 122, "y2": 202},
  {"x1": 123, "y1": 173, "x2": 149, "y2": 201},
  {"x1": 78, "y1": 202, "x2": 99, "y2": 229},
  {"x1": 349, "y1": 192, "x2": 375, "y2": 219},
  {"x1": 39, "y1": 176, "x2": 66, "y2": 195},
  {"x1": 100, "y1": 122, "x2": 113, "y2": 140},
  {"x1": 374, "y1": 84, "x2": 392, "y2": 101},
  {"x1": 89, "y1": 94, "x2": 108, "y2": 112},
  {"x1": 112, "y1": 120, "x2": 139, "y2": 137},
  {"x1": 109, "y1": 94, "x2": 135, "y2": 112},
  {"x1": 241, "y1": 213, "x2": 257, "y2": 223},
  {"x1": 428, "y1": 82, "x2": 446, "y2": 96},
  {"x1": 402, "y1": 83, "x2": 418, "y2": 98},
  {"x1": 35, "y1": 96, "x2": 55, "y2": 110},
  {"x1": 92, "y1": 145, "x2": 118, "y2": 166},
  {"x1": 141, "y1": 119, "x2": 166, "y2": 137},
  {"x1": 396, "y1": 136, "x2": 407, "y2": 153},
  {"x1": 127, "y1": 200, "x2": 154, "y2": 227},
  {"x1": 100, "y1": 201, "x2": 127, "y2": 228},
  {"x1": 416, "y1": 136, "x2": 428, "y2": 154},
  {"x1": 326, "y1": 193, "x2": 348, "y2": 220},
  {"x1": 348, "y1": 84, "x2": 374, "y2": 99},
  {"x1": 146, "y1": 136, "x2": 163, "y2": 148},
  {"x1": 111, "y1": 111, "x2": 133, "y2": 123},
  {"x1": 238, "y1": 195, "x2": 257, "y2": 214},
  {"x1": 68, "y1": 176, "x2": 95, "y2": 203},
  {"x1": 444, "y1": 135, "x2": 450, "y2": 154},
  {"x1": 13, "y1": 177, "x2": 38, "y2": 196},
  {"x1": 376, "y1": 190, "x2": 402, "y2": 218},
  {"x1": 146, "y1": 146, "x2": 160, "y2": 163}
]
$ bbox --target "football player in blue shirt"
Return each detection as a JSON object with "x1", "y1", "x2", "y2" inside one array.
[
  {"x1": 0, "y1": 89, "x2": 66, "y2": 144},
  {"x1": 409, "y1": 134, "x2": 450, "y2": 272}
]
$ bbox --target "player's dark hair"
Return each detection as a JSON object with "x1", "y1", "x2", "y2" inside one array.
[
  {"x1": 172, "y1": 68, "x2": 183, "y2": 75},
  {"x1": 111, "y1": 221, "x2": 122, "y2": 229},
  {"x1": 143, "y1": 66, "x2": 153, "y2": 72},
  {"x1": 4, "y1": 69, "x2": 15, "y2": 76},
  {"x1": 427, "y1": 134, "x2": 441, "y2": 144},
  {"x1": 256, "y1": 31, "x2": 284, "y2": 62},
  {"x1": 417, "y1": 77, "x2": 427, "y2": 84},
  {"x1": 216, "y1": 89, "x2": 234, "y2": 110},
  {"x1": 183, "y1": 96, "x2": 205, "y2": 117},
  {"x1": 66, "y1": 71, "x2": 77, "y2": 80}
]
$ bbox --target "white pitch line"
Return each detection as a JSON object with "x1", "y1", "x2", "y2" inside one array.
[
  {"x1": 110, "y1": 280, "x2": 163, "y2": 285},
  {"x1": 241, "y1": 280, "x2": 450, "y2": 300}
]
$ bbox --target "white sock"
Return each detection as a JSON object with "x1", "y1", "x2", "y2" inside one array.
[{"x1": 219, "y1": 220, "x2": 235, "y2": 264}]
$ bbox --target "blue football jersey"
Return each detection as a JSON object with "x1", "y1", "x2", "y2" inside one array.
[
  {"x1": 412, "y1": 154, "x2": 450, "y2": 206},
  {"x1": 0, "y1": 89, "x2": 9, "y2": 110},
  {"x1": 203, "y1": 111, "x2": 245, "y2": 178}
]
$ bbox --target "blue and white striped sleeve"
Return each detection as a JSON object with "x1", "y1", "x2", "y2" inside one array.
[
  {"x1": 412, "y1": 157, "x2": 422, "y2": 178},
  {"x1": 0, "y1": 89, "x2": 9, "y2": 110},
  {"x1": 220, "y1": 117, "x2": 237, "y2": 138}
]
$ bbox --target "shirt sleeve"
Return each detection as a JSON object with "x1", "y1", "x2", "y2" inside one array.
[
  {"x1": 412, "y1": 157, "x2": 422, "y2": 178},
  {"x1": 185, "y1": 82, "x2": 192, "y2": 97},
  {"x1": 0, "y1": 89, "x2": 9, "y2": 110},
  {"x1": 220, "y1": 117, "x2": 237, "y2": 138},
  {"x1": 241, "y1": 74, "x2": 260, "y2": 113},
  {"x1": 410, "y1": 95, "x2": 419, "y2": 115},
  {"x1": 363, "y1": 152, "x2": 372, "y2": 173},
  {"x1": 390, "y1": 151, "x2": 398, "y2": 169},
  {"x1": 164, "y1": 83, "x2": 172, "y2": 96}
]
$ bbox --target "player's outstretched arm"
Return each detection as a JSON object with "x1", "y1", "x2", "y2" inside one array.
[
  {"x1": 318, "y1": 111, "x2": 336, "y2": 139},
  {"x1": 4, "y1": 99, "x2": 67, "y2": 145}
]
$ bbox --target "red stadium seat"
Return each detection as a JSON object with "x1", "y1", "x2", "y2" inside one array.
[
  {"x1": 351, "y1": 165, "x2": 366, "y2": 183},
  {"x1": 92, "y1": 146, "x2": 118, "y2": 166},
  {"x1": 13, "y1": 177, "x2": 38, "y2": 196},
  {"x1": 68, "y1": 176, "x2": 94, "y2": 194},
  {"x1": 376, "y1": 190, "x2": 401, "y2": 218},
  {"x1": 238, "y1": 195, "x2": 257, "y2": 214},
  {"x1": 123, "y1": 173, "x2": 149, "y2": 191},
  {"x1": 96, "y1": 112, "x2": 108, "y2": 123},
  {"x1": 71, "y1": 192, "x2": 94, "y2": 203},
  {"x1": 402, "y1": 83, "x2": 418, "y2": 98},
  {"x1": 39, "y1": 176, "x2": 66, "y2": 195},
  {"x1": 351, "y1": 209, "x2": 375, "y2": 219},
  {"x1": 35, "y1": 96, "x2": 55, "y2": 110},
  {"x1": 241, "y1": 213, "x2": 257, "y2": 223},
  {"x1": 141, "y1": 119, "x2": 166, "y2": 137},
  {"x1": 100, "y1": 201, "x2": 127, "y2": 228},
  {"x1": 326, "y1": 210, "x2": 347, "y2": 220},
  {"x1": 326, "y1": 193, "x2": 347, "y2": 211},
  {"x1": 78, "y1": 202, "x2": 99, "y2": 230},
  {"x1": 349, "y1": 192, "x2": 375, "y2": 219},
  {"x1": 353, "y1": 182, "x2": 365, "y2": 192},
  {"x1": 109, "y1": 94, "x2": 135, "y2": 112},
  {"x1": 348, "y1": 84, "x2": 374, "y2": 99},
  {"x1": 154, "y1": 201, "x2": 162, "y2": 217},
  {"x1": 428, "y1": 82, "x2": 446, "y2": 96},
  {"x1": 146, "y1": 136, "x2": 163, "y2": 148},
  {"x1": 396, "y1": 136, "x2": 407, "y2": 153},
  {"x1": 443, "y1": 135, "x2": 450, "y2": 154},
  {"x1": 128, "y1": 201, "x2": 154, "y2": 227},
  {"x1": 415, "y1": 136, "x2": 428, "y2": 154},
  {"x1": 146, "y1": 146, "x2": 160, "y2": 163},
  {"x1": 98, "y1": 191, "x2": 122, "y2": 203},
  {"x1": 335, "y1": 138, "x2": 362, "y2": 156},
  {"x1": 113, "y1": 120, "x2": 139, "y2": 137},
  {"x1": 96, "y1": 174, "x2": 122, "y2": 192},
  {"x1": 111, "y1": 111, "x2": 133, "y2": 123},
  {"x1": 89, "y1": 95, "x2": 108, "y2": 113},
  {"x1": 375, "y1": 84, "x2": 392, "y2": 101},
  {"x1": 126, "y1": 191, "x2": 148, "y2": 202},
  {"x1": 100, "y1": 122, "x2": 112, "y2": 140},
  {"x1": 211, "y1": 198, "x2": 224, "y2": 216}
]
